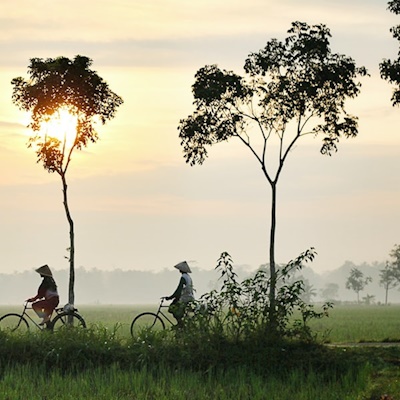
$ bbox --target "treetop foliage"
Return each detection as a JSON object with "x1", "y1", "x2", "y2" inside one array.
[
  {"x1": 179, "y1": 21, "x2": 367, "y2": 167},
  {"x1": 380, "y1": 1, "x2": 400, "y2": 105},
  {"x1": 388, "y1": 0, "x2": 400, "y2": 14},
  {"x1": 11, "y1": 55, "x2": 124, "y2": 174},
  {"x1": 11, "y1": 55, "x2": 123, "y2": 151}
]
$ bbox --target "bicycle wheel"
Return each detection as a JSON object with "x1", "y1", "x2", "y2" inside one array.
[
  {"x1": 130, "y1": 312, "x2": 165, "y2": 336},
  {"x1": 0, "y1": 313, "x2": 29, "y2": 333},
  {"x1": 51, "y1": 312, "x2": 86, "y2": 332}
]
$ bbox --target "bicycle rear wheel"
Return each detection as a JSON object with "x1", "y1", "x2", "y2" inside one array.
[
  {"x1": 0, "y1": 313, "x2": 29, "y2": 333},
  {"x1": 51, "y1": 312, "x2": 86, "y2": 332},
  {"x1": 130, "y1": 312, "x2": 165, "y2": 337}
]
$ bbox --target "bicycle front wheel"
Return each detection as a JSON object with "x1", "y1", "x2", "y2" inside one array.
[
  {"x1": 51, "y1": 312, "x2": 86, "y2": 332},
  {"x1": 130, "y1": 312, "x2": 165, "y2": 337},
  {"x1": 0, "y1": 313, "x2": 29, "y2": 333}
]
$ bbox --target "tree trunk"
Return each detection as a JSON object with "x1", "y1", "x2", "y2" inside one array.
[
  {"x1": 385, "y1": 285, "x2": 388, "y2": 306},
  {"x1": 268, "y1": 182, "x2": 277, "y2": 329},
  {"x1": 61, "y1": 173, "x2": 75, "y2": 306}
]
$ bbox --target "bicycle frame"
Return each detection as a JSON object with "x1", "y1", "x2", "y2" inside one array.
[
  {"x1": 15, "y1": 302, "x2": 71, "y2": 330},
  {"x1": 18, "y1": 302, "x2": 48, "y2": 330},
  {"x1": 156, "y1": 297, "x2": 177, "y2": 327}
]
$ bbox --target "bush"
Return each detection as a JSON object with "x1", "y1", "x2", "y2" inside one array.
[{"x1": 183, "y1": 251, "x2": 332, "y2": 343}]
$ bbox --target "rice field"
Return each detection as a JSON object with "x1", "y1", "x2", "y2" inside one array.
[
  {"x1": 1, "y1": 303, "x2": 400, "y2": 399},
  {"x1": 1, "y1": 303, "x2": 400, "y2": 342}
]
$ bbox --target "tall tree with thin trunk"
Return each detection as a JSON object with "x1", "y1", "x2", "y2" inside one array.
[
  {"x1": 11, "y1": 55, "x2": 123, "y2": 306},
  {"x1": 178, "y1": 22, "x2": 367, "y2": 329}
]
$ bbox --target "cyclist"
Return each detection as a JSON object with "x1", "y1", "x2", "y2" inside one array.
[
  {"x1": 26, "y1": 265, "x2": 59, "y2": 327},
  {"x1": 165, "y1": 261, "x2": 195, "y2": 325}
]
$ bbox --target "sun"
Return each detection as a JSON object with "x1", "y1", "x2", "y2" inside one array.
[{"x1": 41, "y1": 107, "x2": 78, "y2": 148}]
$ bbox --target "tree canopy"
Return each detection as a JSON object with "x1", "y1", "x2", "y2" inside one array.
[
  {"x1": 11, "y1": 55, "x2": 123, "y2": 173},
  {"x1": 179, "y1": 22, "x2": 367, "y2": 169},
  {"x1": 380, "y1": 0, "x2": 400, "y2": 105}
]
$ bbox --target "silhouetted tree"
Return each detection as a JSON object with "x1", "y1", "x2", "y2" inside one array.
[
  {"x1": 380, "y1": 0, "x2": 400, "y2": 105},
  {"x1": 345, "y1": 268, "x2": 372, "y2": 303},
  {"x1": 178, "y1": 21, "x2": 367, "y2": 328},
  {"x1": 11, "y1": 55, "x2": 124, "y2": 306}
]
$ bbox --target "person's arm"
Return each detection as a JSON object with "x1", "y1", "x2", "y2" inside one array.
[
  {"x1": 166, "y1": 276, "x2": 185, "y2": 300},
  {"x1": 27, "y1": 282, "x2": 46, "y2": 302}
]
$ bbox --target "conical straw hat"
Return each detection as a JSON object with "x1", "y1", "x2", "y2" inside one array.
[
  {"x1": 35, "y1": 264, "x2": 52, "y2": 277},
  {"x1": 174, "y1": 261, "x2": 191, "y2": 273}
]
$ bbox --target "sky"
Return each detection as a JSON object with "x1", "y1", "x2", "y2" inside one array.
[{"x1": 0, "y1": 0, "x2": 399, "y2": 277}]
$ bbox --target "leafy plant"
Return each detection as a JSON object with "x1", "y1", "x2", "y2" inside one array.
[{"x1": 186, "y1": 250, "x2": 332, "y2": 342}]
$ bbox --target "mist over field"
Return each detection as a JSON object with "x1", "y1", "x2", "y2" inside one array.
[{"x1": 1, "y1": 260, "x2": 398, "y2": 306}]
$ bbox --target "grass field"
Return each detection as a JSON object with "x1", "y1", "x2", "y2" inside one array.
[
  {"x1": 1, "y1": 302, "x2": 400, "y2": 342},
  {"x1": 1, "y1": 303, "x2": 400, "y2": 399},
  {"x1": 1, "y1": 363, "x2": 370, "y2": 400}
]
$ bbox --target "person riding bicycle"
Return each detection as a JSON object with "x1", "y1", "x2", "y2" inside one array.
[
  {"x1": 165, "y1": 261, "x2": 195, "y2": 325},
  {"x1": 26, "y1": 265, "x2": 59, "y2": 327}
]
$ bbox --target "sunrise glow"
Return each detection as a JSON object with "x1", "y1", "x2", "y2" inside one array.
[{"x1": 41, "y1": 107, "x2": 78, "y2": 148}]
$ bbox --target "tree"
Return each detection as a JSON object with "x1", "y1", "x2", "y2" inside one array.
[
  {"x1": 178, "y1": 21, "x2": 367, "y2": 327},
  {"x1": 361, "y1": 294, "x2": 375, "y2": 306},
  {"x1": 11, "y1": 55, "x2": 123, "y2": 306},
  {"x1": 298, "y1": 277, "x2": 317, "y2": 304},
  {"x1": 379, "y1": 262, "x2": 399, "y2": 305},
  {"x1": 380, "y1": 0, "x2": 400, "y2": 105},
  {"x1": 389, "y1": 243, "x2": 400, "y2": 269},
  {"x1": 320, "y1": 282, "x2": 339, "y2": 302},
  {"x1": 379, "y1": 244, "x2": 400, "y2": 305},
  {"x1": 345, "y1": 268, "x2": 372, "y2": 303}
]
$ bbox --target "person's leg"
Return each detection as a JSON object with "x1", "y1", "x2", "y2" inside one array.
[
  {"x1": 32, "y1": 300, "x2": 46, "y2": 319},
  {"x1": 33, "y1": 298, "x2": 58, "y2": 325}
]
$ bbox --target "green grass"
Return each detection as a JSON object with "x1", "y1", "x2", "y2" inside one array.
[
  {"x1": 1, "y1": 363, "x2": 370, "y2": 400},
  {"x1": 2, "y1": 303, "x2": 400, "y2": 343},
  {"x1": 306, "y1": 304, "x2": 400, "y2": 343},
  {"x1": 1, "y1": 304, "x2": 400, "y2": 399}
]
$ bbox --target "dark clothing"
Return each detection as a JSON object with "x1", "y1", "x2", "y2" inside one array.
[
  {"x1": 36, "y1": 276, "x2": 58, "y2": 299},
  {"x1": 32, "y1": 297, "x2": 59, "y2": 316},
  {"x1": 31, "y1": 276, "x2": 59, "y2": 319},
  {"x1": 169, "y1": 276, "x2": 186, "y2": 301}
]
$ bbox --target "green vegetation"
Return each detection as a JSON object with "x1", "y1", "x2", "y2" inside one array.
[
  {"x1": 1, "y1": 363, "x2": 371, "y2": 400},
  {"x1": 1, "y1": 305, "x2": 400, "y2": 398},
  {"x1": 2, "y1": 255, "x2": 400, "y2": 399}
]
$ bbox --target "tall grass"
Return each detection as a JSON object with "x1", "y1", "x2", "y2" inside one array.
[{"x1": 1, "y1": 363, "x2": 371, "y2": 400}]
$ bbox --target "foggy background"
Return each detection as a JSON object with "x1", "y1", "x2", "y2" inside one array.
[{"x1": 1, "y1": 259, "x2": 398, "y2": 306}]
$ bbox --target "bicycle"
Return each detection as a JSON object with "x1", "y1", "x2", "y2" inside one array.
[
  {"x1": 130, "y1": 297, "x2": 177, "y2": 336},
  {"x1": 0, "y1": 301, "x2": 86, "y2": 333}
]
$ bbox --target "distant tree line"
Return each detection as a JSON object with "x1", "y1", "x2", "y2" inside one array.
[{"x1": 343, "y1": 244, "x2": 400, "y2": 305}]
